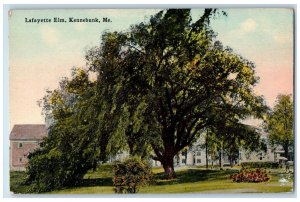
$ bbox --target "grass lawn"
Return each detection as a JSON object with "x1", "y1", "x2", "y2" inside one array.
[
  {"x1": 10, "y1": 164, "x2": 294, "y2": 194},
  {"x1": 10, "y1": 171, "x2": 31, "y2": 194}
]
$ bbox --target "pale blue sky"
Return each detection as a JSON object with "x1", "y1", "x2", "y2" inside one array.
[{"x1": 9, "y1": 9, "x2": 294, "y2": 129}]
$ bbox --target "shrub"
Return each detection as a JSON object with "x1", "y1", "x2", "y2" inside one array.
[
  {"x1": 25, "y1": 122, "x2": 102, "y2": 193},
  {"x1": 25, "y1": 147, "x2": 95, "y2": 193},
  {"x1": 230, "y1": 168, "x2": 270, "y2": 183},
  {"x1": 113, "y1": 158, "x2": 152, "y2": 194},
  {"x1": 241, "y1": 161, "x2": 279, "y2": 169}
]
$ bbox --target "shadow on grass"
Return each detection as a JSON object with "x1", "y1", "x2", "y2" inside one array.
[
  {"x1": 77, "y1": 168, "x2": 239, "y2": 188},
  {"x1": 153, "y1": 169, "x2": 239, "y2": 186},
  {"x1": 79, "y1": 177, "x2": 113, "y2": 187}
]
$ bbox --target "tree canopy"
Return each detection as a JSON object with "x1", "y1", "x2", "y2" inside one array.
[
  {"x1": 264, "y1": 94, "x2": 293, "y2": 160},
  {"x1": 86, "y1": 9, "x2": 267, "y2": 178}
]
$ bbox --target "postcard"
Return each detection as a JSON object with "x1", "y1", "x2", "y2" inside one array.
[{"x1": 8, "y1": 8, "x2": 294, "y2": 195}]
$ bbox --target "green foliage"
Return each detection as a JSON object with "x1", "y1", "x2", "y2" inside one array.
[
  {"x1": 241, "y1": 161, "x2": 279, "y2": 169},
  {"x1": 86, "y1": 8, "x2": 267, "y2": 178},
  {"x1": 203, "y1": 119, "x2": 267, "y2": 168},
  {"x1": 26, "y1": 125, "x2": 98, "y2": 192},
  {"x1": 263, "y1": 94, "x2": 293, "y2": 159},
  {"x1": 26, "y1": 149, "x2": 71, "y2": 192},
  {"x1": 10, "y1": 171, "x2": 31, "y2": 194},
  {"x1": 113, "y1": 158, "x2": 152, "y2": 194},
  {"x1": 27, "y1": 68, "x2": 103, "y2": 192}
]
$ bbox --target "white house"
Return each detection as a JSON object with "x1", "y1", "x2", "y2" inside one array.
[{"x1": 147, "y1": 139, "x2": 289, "y2": 168}]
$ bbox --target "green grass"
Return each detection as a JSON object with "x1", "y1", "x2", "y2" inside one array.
[
  {"x1": 10, "y1": 171, "x2": 32, "y2": 194},
  {"x1": 10, "y1": 165, "x2": 294, "y2": 194}
]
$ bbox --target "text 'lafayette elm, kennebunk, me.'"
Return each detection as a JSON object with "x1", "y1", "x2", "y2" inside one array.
[{"x1": 24, "y1": 17, "x2": 112, "y2": 24}]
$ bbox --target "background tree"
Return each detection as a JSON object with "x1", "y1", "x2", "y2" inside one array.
[
  {"x1": 27, "y1": 68, "x2": 133, "y2": 192},
  {"x1": 211, "y1": 117, "x2": 267, "y2": 168},
  {"x1": 264, "y1": 94, "x2": 293, "y2": 160},
  {"x1": 27, "y1": 68, "x2": 105, "y2": 192},
  {"x1": 201, "y1": 129, "x2": 219, "y2": 169},
  {"x1": 206, "y1": 133, "x2": 219, "y2": 168}
]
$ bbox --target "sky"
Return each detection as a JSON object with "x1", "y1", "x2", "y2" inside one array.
[{"x1": 9, "y1": 8, "x2": 294, "y2": 130}]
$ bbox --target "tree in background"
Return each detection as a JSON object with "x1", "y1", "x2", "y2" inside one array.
[
  {"x1": 28, "y1": 67, "x2": 135, "y2": 192},
  {"x1": 202, "y1": 129, "x2": 219, "y2": 169},
  {"x1": 264, "y1": 94, "x2": 293, "y2": 160},
  {"x1": 27, "y1": 68, "x2": 104, "y2": 192},
  {"x1": 202, "y1": 119, "x2": 267, "y2": 169}
]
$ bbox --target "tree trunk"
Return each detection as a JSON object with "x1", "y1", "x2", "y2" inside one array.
[
  {"x1": 230, "y1": 155, "x2": 234, "y2": 168},
  {"x1": 151, "y1": 141, "x2": 177, "y2": 179},
  {"x1": 161, "y1": 155, "x2": 176, "y2": 179},
  {"x1": 283, "y1": 144, "x2": 289, "y2": 161},
  {"x1": 128, "y1": 141, "x2": 134, "y2": 156},
  {"x1": 100, "y1": 134, "x2": 109, "y2": 162},
  {"x1": 205, "y1": 132, "x2": 209, "y2": 169},
  {"x1": 219, "y1": 149, "x2": 223, "y2": 169}
]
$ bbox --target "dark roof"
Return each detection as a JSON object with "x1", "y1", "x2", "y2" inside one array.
[{"x1": 10, "y1": 124, "x2": 47, "y2": 140}]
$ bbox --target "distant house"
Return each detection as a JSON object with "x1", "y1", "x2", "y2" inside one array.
[
  {"x1": 149, "y1": 139, "x2": 290, "y2": 168},
  {"x1": 10, "y1": 124, "x2": 47, "y2": 171}
]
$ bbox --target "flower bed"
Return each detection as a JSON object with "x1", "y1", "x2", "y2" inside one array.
[{"x1": 230, "y1": 169, "x2": 270, "y2": 183}]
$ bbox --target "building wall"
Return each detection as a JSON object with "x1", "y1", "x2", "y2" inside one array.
[
  {"x1": 238, "y1": 148, "x2": 277, "y2": 163},
  {"x1": 85, "y1": 139, "x2": 287, "y2": 168},
  {"x1": 173, "y1": 147, "x2": 209, "y2": 167},
  {"x1": 151, "y1": 160, "x2": 162, "y2": 167},
  {"x1": 196, "y1": 150, "x2": 207, "y2": 165},
  {"x1": 109, "y1": 145, "x2": 284, "y2": 168},
  {"x1": 10, "y1": 140, "x2": 40, "y2": 171}
]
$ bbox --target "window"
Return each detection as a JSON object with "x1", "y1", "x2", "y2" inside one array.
[
  {"x1": 197, "y1": 159, "x2": 201, "y2": 164},
  {"x1": 182, "y1": 159, "x2": 186, "y2": 164},
  {"x1": 19, "y1": 157, "x2": 22, "y2": 163},
  {"x1": 197, "y1": 151, "x2": 201, "y2": 156},
  {"x1": 258, "y1": 153, "x2": 263, "y2": 161},
  {"x1": 18, "y1": 142, "x2": 23, "y2": 148}
]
